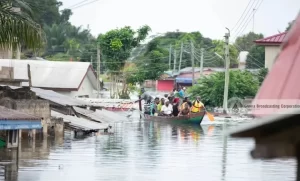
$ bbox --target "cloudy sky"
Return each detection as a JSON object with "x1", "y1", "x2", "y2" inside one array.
[{"x1": 61, "y1": 0, "x2": 300, "y2": 40}]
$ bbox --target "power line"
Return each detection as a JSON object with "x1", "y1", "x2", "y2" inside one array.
[
  {"x1": 66, "y1": 0, "x2": 90, "y2": 9},
  {"x1": 71, "y1": 0, "x2": 101, "y2": 10},
  {"x1": 234, "y1": 0, "x2": 264, "y2": 39},
  {"x1": 232, "y1": 0, "x2": 257, "y2": 36},
  {"x1": 231, "y1": 0, "x2": 254, "y2": 32}
]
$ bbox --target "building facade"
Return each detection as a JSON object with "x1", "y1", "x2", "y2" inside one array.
[{"x1": 254, "y1": 32, "x2": 287, "y2": 70}]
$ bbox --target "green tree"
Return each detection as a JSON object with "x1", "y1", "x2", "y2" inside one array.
[
  {"x1": 137, "y1": 31, "x2": 214, "y2": 69},
  {"x1": 211, "y1": 40, "x2": 239, "y2": 67},
  {"x1": 43, "y1": 23, "x2": 93, "y2": 57},
  {"x1": 256, "y1": 68, "x2": 268, "y2": 85},
  {"x1": 45, "y1": 53, "x2": 70, "y2": 61},
  {"x1": 98, "y1": 25, "x2": 151, "y2": 98},
  {"x1": 137, "y1": 50, "x2": 168, "y2": 81},
  {"x1": 235, "y1": 32, "x2": 264, "y2": 51},
  {"x1": 98, "y1": 25, "x2": 151, "y2": 72},
  {"x1": 21, "y1": 0, "x2": 62, "y2": 26},
  {"x1": 246, "y1": 45, "x2": 265, "y2": 68},
  {"x1": 187, "y1": 70, "x2": 259, "y2": 107},
  {"x1": 0, "y1": 0, "x2": 44, "y2": 49}
]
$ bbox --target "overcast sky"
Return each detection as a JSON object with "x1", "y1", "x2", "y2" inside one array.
[{"x1": 61, "y1": 0, "x2": 300, "y2": 41}]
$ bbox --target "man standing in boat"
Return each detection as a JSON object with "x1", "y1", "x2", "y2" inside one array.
[{"x1": 136, "y1": 88, "x2": 154, "y2": 115}]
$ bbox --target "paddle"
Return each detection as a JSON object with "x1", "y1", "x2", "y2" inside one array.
[{"x1": 203, "y1": 107, "x2": 214, "y2": 121}]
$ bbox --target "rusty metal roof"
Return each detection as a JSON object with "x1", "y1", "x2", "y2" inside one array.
[
  {"x1": 252, "y1": 12, "x2": 300, "y2": 117},
  {"x1": 0, "y1": 106, "x2": 40, "y2": 120},
  {"x1": 254, "y1": 32, "x2": 287, "y2": 45}
]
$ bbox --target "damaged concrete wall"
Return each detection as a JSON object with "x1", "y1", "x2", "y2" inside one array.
[
  {"x1": 48, "y1": 117, "x2": 64, "y2": 137},
  {"x1": 15, "y1": 100, "x2": 50, "y2": 134}
]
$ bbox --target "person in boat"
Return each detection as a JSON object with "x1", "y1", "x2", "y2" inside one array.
[
  {"x1": 191, "y1": 96, "x2": 204, "y2": 113},
  {"x1": 157, "y1": 98, "x2": 165, "y2": 112},
  {"x1": 161, "y1": 100, "x2": 173, "y2": 116},
  {"x1": 172, "y1": 98, "x2": 180, "y2": 116},
  {"x1": 136, "y1": 88, "x2": 154, "y2": 115},
  {"x1": 179, "y1": 100, "x2": 191, "y2": 116},
  {"x1": 175, "y1": 86, "x2": 185, "y2": 99},
  {"x1": 139, "y1": 88, "x2": 154, "y2": 104},
  {"x1": 150, "y1": 97, "x2": 160, "y2": 116},
  {"x1": 183, "y1": 97, "x2": 192, "y2": 107}
]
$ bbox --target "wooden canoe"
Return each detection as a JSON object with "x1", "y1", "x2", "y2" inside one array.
[{"x1": 144, "y1": 111, "x2": 206, "y2": 125}]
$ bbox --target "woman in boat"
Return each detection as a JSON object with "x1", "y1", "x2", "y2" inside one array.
[
  {"x1": 172, "y1": 98, "x2": 180, "y2": 116},
  {"x1": 161, "y1": 100, "x2": 173, "y2": 116},
  {"x1": 191, "y1": 96, "x2": 204, "y2": 113}
]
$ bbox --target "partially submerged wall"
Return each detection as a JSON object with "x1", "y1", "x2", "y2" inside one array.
[
  {"x1": 15, "y1": 100, "x2": 50, "y2": 134},
  {"x1": 48, "y1": 117, "x2": 64, "y2": 137}
]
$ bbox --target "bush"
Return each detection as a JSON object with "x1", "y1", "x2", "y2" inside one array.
[{"x1": 187, "y1": 70, "x2": 259, "y2": 107}]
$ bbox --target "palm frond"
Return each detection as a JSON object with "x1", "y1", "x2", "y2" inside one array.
[{"x1": 0, "y1": 0, "x2": 45, "y2": 50}]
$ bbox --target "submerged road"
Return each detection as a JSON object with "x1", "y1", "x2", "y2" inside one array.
[{"x1": 0, "y1": 113, "x2": 296, "y2": 181}]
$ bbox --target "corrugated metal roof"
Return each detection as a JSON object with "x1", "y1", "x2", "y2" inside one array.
[
  {"x1": 0, "y1": 59, "x2": 97, "y2": 90},
  {"x1": 252, "y1": 12, "x2": 300, "y2": 117},
  {"x1": 51, "y1": 110, "x2": 108, "y2": 130},
  {"x1": 254, "y1": 32, "x2": 287, "y2": 45},
  {"x1": 0, "y1": 85, "x2": 88, "y2": 106},
  {"x1": 73, "y1": 107, "x2": 127, "y2": 123},
  {"x1": 31, "y1": 87, "x2": 88, "y2": 106},
  {"x1": 0, "y1": 106, "x2": 40, "y2": 120}
]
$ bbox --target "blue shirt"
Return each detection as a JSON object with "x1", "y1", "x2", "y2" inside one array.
[{"x1": 178, "y1": 90, "x2": 184, "y2": 98}]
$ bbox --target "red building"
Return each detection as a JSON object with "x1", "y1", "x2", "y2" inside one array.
[{"x1": 155, "y1": 72, "x2": 175, "y2": 92}]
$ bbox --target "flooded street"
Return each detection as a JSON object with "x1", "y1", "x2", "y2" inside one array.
[{"x1": 0, "y1": 114, "x2": 296, "y2": 181}]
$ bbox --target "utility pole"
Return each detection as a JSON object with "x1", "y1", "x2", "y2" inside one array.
[
  {"x1": 97, "y1": 44, "x2": 101, "y2": 98},
  {"x1": 27, "y1": 64, "x2": 32, "y2": 87},
  {"x1": 223, "y1": 28, "x2": 230, "y2": 114},
  {"x1": 169, "y1": 45, "x2": 172, "y2": 70},
  {"x1": 173, "y1": 49, "x2": 177, "y2": 73},
  {"x1": 178, "y1": 42, "x2": 183, "y2": 71},
  {"x1": 200, "y1": 48, "x2": 204, "y2": 77},
  {"x1": 190, "y1": 41, "x2": 195, "y2": 86}
]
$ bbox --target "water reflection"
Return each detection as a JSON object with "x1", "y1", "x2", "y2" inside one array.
[{"x1": 0, "y1": 120, "x2": 297, "y2": 181}]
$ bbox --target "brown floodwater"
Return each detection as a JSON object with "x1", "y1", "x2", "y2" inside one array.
[{"x1": 0, "y1": 115, "x2": 296, "y2": 181}]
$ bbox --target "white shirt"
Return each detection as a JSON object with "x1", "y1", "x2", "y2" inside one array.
[{"x1": 161, "y1": 104, "x2": 173, "y2": 114}]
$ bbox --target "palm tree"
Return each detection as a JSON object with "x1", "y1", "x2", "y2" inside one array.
[{"x1": 0, "y1": 0, "x2": 45, "y2": 50}]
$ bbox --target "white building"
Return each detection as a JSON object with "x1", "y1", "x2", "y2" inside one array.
[
  {"x1": 0, "y1": 59, "x2": 99, "y2": 98},
  {"x1": 237, "y1": 51, "x2": 249, "y2": 70}
]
